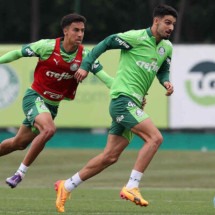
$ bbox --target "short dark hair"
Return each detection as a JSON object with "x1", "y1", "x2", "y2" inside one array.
[
  {"x1": 61, "y1": 13, "x2": 86, "y2": 29},
  {"x1": 153, "y1": 4, "x2": 178, "y2": 19}
]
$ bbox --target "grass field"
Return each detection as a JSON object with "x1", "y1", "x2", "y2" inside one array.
[{"x1": 1, "y1": 149, "x2": 215, "y2": 214}]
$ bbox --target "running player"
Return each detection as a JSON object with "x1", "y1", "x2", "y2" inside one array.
[
  {"x1": 55, "y1": 4, "x2": 178, "y2": 213},
  {"x1": 0, "y1": 13, "x2": 113, "y2": 188}
]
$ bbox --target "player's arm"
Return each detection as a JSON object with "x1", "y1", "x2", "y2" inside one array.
[
  {"x1": 89, "y1": 60, "x2": 114, "y2": 89},
  {"x1": 81, "y1": 34, "x2": 132, "y2": 71},
  {"x1": 0, "y1": 50, "x2": 23, "y2": 64},
  {"x1": 94, "y1": 69, "x2": 114, "y2": 89},
  {"x1": 0, "y1": 40, "x2": 44, "y2": 64},
  {"x1": 156, "y1": 57, "x2": 173, "y2": 96},
  {"x1": 75, "y1": 34, "x2": 132, "y2": 82}
]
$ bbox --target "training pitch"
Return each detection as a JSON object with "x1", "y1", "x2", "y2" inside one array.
[{"x1": 0, "y1": 149, "x2": 215, "y2": 214}]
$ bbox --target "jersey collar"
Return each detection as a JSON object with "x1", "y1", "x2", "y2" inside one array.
[
  {"x1": 146, "y1": 27, "x2": 161, "y2": 44},
  {"x1": 146, "y1": 28, "x2": 153, "y2": 37}
]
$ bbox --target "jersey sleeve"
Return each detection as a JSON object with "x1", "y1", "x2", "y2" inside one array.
[
  {"x1": 95, "y1": 69, "x2": 114, "y2": 89},
  {"x1": 21, "y1": 39, "x2": 51, "y2": 58},
  {"x1": 156, "y1": 59, "x2": 170, "y2": 85},
  {"x1": 82, "y1": 48, "x2": 103, "y2": 74},
  {"x1": 0, "y1": 50, "x2": 23, "y2": 64},
  {"x1": 117, "y1": 30, "x2": 140, "y2": 47},
  {"x1": 156, "y1": 43, "x2": 173, "y2": 85},
  {"x1": 80, "y1": 34, "x2": 133, "y2": 71}
]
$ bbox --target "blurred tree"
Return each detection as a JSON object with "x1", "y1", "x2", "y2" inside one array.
[
  {"x1": 0, "y1": 0, "x2": 31, "y2": 43},
  {"x1": 31, "y1": 0, "x2": 39, "y2": 42},
  {"x1": 0, "y1": 0, "x2": 214, "y2": 44},
  {"x1": 173, "y1": 0, "x2": 186, "y2": 43}
]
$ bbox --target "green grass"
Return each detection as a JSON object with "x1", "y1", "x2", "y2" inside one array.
[{"x1": 1, "y1": 149, "x2": 215, "y2": 214}]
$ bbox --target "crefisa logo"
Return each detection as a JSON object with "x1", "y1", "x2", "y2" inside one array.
[{"x1": 0, "y1": 65, "x2": 19, "y2": 108}]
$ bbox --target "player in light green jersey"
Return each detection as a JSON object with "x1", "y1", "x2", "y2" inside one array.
[
  {"x1": 55, "y1": 4, "x2": 178, "y2": 212},
  {"x1": 0, "y1": 14, "x2": 114, "y2": 189}
]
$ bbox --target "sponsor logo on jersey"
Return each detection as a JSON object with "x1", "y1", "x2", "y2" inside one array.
[
  {"x1": 136, "y1": 61, "x2": 159, "y2": 73},
  {"x1": 70, "y1": 63, "x2": 79, "y2": 71},
  {"x1": 115, "y1": 37, "x2": 131, "y2": 49},
  {"x1": 25, "y1": 47, "x2": 35, "y2": 56},
  {"x1": 136, "y1": 109, "x2": 144, "y2": 117},
  {"x1": 116, "y1": 115, "x2": 124, "y2": 123},
  {"x1": 46, "y1": 71, "x2": 73, "y2": 81},
  {"x1": 158, "y1": 47, "x2": 165, "y2": 56},
  {"x1": 43, "y1": 91, "x2": 63, "y2": 99},
  {"x1": 53, "y1": 58, "x2": 60, "y2": 65},
  {"x1": 92, "y1": 62, "x2": 99, "y2": 70},
  {"x1": 185, "y1": 61, "x2": 215, "y2": 106},
  {"x1": 128, "y1": 101, "x2": 136, "y2": 107},
  {"x1": 0, "y1": 65, "x2": 19, "y2": 109}
]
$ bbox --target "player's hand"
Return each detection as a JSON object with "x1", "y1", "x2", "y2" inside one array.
[
  {"x1": 74, "y1": 68, "x2": 88, "y2": 82},
  {"x1": 164, "y1": 81, "x2": 174, "y2": 96}
]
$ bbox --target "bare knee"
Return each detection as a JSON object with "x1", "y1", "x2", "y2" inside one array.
[
  {"x1": 40, "y1": 125, "x2": 56, "y2": 140},
  {"x1": 155, "y1": 133, "x2": 163, "y2": 146},
  {"x1": 1, "y1": 137, "x2": 29, "y2": 151},
  {"x1": 149, "y1": 133, "x2": 163, "y2": 150}
]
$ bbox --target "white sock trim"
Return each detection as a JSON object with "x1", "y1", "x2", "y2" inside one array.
[
  {"x1": 64, "y1": 172, "x2": 83, "y2": 192},
  {"x1": 17, "y1": 163, "x2": 29, "y2": 178},
  {"x1": 126, "y1": 169, "x2": 143, "y2": 189}
]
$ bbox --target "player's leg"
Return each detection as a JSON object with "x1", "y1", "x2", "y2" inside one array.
[
  {"x1": 120, "y1": 118, "x2": 162, "y2": 207},
  {"x1": 22, "y1": 112, "x2": 56, "y2": 167},
  {"x1": 6, "y1": 89, "x2": 57, "y2": 188},
  {"x1": 20, "y1": 89, "x2": 58, "y2": 167},
  {"x1": 3, "y1": 125, "x2": 37, "y2": 188},
  {"x1": 79, "y1": 134, "x2": 129, "y2": 180},
  {"x1": 5, "y1": 112, "x2": 56, "y2": 188},
  {"x1": 0, "y1": 124, "x2": 36, "y2": 156},
  {"x1": 55, "y1": 96, "x2": 135, "y2": 212},
  {"x1": 55, "y1": 133, "x2": 129, "y2": 213},
  {"x1": 106, "y1": 97, "x2": 151, "y2": 206},
  {"x1": 131, "y1": 118, "x2": 163, "y2": 173}
]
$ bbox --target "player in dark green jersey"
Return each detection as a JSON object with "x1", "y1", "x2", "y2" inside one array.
[
  {"x1": 55, "y1": 4, "x2": 178, "y2": 212},
  {"x1": 0, "y1": 14, "x2": 114, "y2": 189}
]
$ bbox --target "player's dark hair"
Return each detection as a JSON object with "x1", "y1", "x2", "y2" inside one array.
[
  {"x1": 61, "y1": 13, "x2": 86, "y2": 29},
  {"x1": 153, "y1": 4, "x2": 178, "y2": 19}
]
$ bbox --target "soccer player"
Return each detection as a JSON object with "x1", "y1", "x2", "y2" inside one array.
[
  {"x1": 0, "y1": 14, "x2": 114, "y2": 188},
  {"x1": 55, "y1": 4, "x2": 178, "y2": 213}
]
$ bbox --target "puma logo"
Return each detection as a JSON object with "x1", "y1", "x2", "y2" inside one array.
[{"x1": 53, "y1": 58, "x2": 60, "y2": 65}]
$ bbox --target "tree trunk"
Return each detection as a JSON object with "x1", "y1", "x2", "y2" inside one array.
[
  {"x1": 173, "y1": 0, "x2": 186, "y2": 43},
  {"x1": 31, "y1": 0, "x2": 39, "y2": 42}
]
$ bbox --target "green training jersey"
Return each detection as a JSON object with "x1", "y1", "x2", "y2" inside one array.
[
  {"x1": 81, "y1": 28, "x2": 173, "y2": 106},
  {"x1": 22, "y1": 38, "x2": 102, "y2": 74}
]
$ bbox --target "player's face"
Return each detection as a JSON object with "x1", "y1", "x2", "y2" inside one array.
[
  {"x1": 64, "y1": 22, "x2": 85, "y2": 46},
  {"x1": 155, "y1": 15, "x2": 176, "y2": 40}
]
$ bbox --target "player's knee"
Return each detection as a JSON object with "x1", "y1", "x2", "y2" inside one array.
[
  {"x1": 151, "y1": 133, "x2": 163, "y2": 149},
  {"x1": 41, "y1": 126, "x2": 56, "y2": 139},
  {"x1": 156, "y1": 133, "x2": 163, "y2": 146}
]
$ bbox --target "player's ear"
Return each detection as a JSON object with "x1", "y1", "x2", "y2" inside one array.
[
  {"x1": 153, "y1": 17, "x2": 160, "y2": 25},
  {"x1": 63, "y1": 26, "x2": 69, "y2": 36}
]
